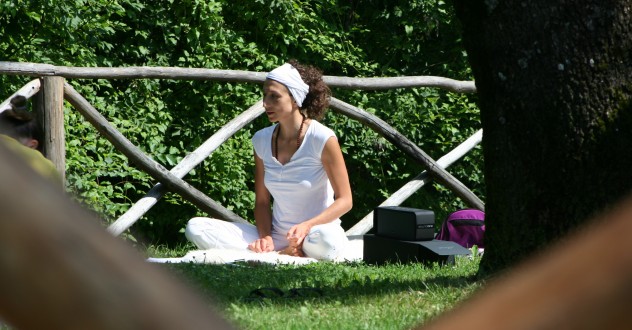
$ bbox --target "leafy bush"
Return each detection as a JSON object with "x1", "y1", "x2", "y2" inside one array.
[{"x1": 0, "y1": 0, "x2": 482, "y2": 246}]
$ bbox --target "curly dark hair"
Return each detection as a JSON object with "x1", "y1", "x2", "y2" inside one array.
[{"x1": 288, "y1": 59, "x2": 331, "y2": 121}]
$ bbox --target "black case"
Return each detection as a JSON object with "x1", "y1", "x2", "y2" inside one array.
[
  {"x1": 363, "y1": 234, "x2": 471, "y2": 265},
  {"x1": 374, "y1": 206, "x2": 435, "y2": 241}
]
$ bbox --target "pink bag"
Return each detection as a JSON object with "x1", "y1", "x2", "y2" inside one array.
[{"x1": 436, "y1": 209, "x2": 485, "y2": 249}]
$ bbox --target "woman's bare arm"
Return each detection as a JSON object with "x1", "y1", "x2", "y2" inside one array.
[{"x1": 250, "y1": 151, "x2": 274, "y2": 252}]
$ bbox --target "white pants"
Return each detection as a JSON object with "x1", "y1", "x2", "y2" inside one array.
[{"x1": 185, "y1": 217, "x2": 348, "y2": 260}]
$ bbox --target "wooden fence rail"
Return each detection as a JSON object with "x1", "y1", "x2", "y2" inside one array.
[
  {"x1": 347, "y1": 129, "x2": 483, "y2": 235},
  {"x1": 0, "y1": 61, "x2": 477, "y2": 93},
  {"x1": 329, "y1": 98, "x2": 484, "y2": 211},
  {"x1": 63, "y1": 83, "x2": 247, "y2": 225},
  {"x1": 0, "y1": 78, "x2": 40, "y2": 112},
  {"x1": 109, "y1": 100, "x2": 264, "y2": 235}
]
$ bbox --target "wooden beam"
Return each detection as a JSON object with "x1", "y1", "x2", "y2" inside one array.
[
  {"x1": 63, "y1": 83, "x2": 248, "y2": 225},
  {"x1": 0, "y1": 61, "x2": 477, "y2": 93},
  {"x1": 0, "y1": 142, "x2": 234, "y2": 330},
  {"x1": 34, "y1": 76, "x2": 65, "y2": 182},
  {"x1": 0, "y1": 79, "x2": 41, "y2": 113},
  {"x1": 109, "y1": 101, "x2": 264, "y2": 236},
  {"x1": 330, "y1": 97, "x2": 485, "y2": 211},
  {"x1": 346, "y1": 130, "x2": 483, "y2": 235}
]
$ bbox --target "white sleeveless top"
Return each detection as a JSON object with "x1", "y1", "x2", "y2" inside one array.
[{"x1": 252, "y1": 120, "x2": 340, "y2": 235}]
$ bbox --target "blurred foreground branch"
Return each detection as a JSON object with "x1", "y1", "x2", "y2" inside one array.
[
  {"x1": 421, "y1": 195, "x2": 632, "y2": 329},
  {"x1": 0, "y1": 142, "x2": 234, "y2": 330}
]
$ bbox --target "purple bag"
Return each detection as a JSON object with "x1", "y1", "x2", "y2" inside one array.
[{"x1": 436, "y1": 209, "x2": 485, "y2": 249}]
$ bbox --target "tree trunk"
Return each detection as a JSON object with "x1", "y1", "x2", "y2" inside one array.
[{"x1": 452, "y1": 0, "x2": 632, "y2": 275}]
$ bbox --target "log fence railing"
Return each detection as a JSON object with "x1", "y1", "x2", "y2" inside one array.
[{"x1": 0, "y1": 61, "x2": 484, "y2": 237}]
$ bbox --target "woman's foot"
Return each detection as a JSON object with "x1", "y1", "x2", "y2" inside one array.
[{"x1": 279, "y1": 245, "x2": 305, "y2": 257}]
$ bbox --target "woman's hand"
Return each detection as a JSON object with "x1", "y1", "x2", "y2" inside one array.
[
  {"x1": 248, "y1": 236, "x2": 274, "y2": 253},
  {"x1": 287, "y1": 222, "x2": 312, "y2": 246}
]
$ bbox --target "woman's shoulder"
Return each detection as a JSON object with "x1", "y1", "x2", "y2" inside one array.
[
  {"x1": 306, "y1": 121, "x2": 336, "y2": 155},
  {"x1": 253, "y1": 124, "x2": 276, "y2": 141},
  {"x1": 252, "y1": 125, "x2": 276, "y2": 156},
  {"x1": 309, "y1": 120, "x2": 335, "y2": 138}
]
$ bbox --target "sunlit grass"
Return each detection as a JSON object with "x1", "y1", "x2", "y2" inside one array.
[{"x1": 149, "y1": 246, "x2": 482, "y2": 330}]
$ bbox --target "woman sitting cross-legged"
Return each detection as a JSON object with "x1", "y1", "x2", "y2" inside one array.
[{"x1": 185, "y1": 60, "x2": 352, "y2": 260}]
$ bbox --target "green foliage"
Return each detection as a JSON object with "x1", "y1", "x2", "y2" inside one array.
[
  {"x1": 0, "y1": 0, "x2": 482, "y2": 245},
  {"x1": 343, "y1": 0, "x2": 470, "y2": 77}
]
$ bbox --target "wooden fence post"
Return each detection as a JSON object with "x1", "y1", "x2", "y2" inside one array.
[{"x1": 34, "y1": 76, "x2": 65, "y2": 182}]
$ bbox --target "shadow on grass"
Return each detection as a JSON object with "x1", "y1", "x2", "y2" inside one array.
[{"x1": 159, "y1": 258, "x2": 481, "y2": 306}]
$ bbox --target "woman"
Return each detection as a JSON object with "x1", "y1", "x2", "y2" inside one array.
[{"x1": 185, "y1": 60, "x2": 352, "y2": 260}]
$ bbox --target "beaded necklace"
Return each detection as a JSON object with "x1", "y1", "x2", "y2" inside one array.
[{"x1": 275, "y1": 115, "x2": 306, "y2": 160}]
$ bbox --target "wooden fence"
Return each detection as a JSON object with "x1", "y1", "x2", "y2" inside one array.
[{"x1": 0, "y1": 61, "x2": 484, "y2": 237}]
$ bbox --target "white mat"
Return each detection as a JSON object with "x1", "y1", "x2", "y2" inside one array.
[{"x1": 147, "y1": 235, "x2": 364, "y2": 265}]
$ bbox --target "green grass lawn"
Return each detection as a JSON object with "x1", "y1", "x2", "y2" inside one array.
[{"x1": 148, "y1": 245, "x2": 483, "y2": 330}]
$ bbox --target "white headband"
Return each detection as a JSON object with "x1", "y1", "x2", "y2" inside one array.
[{"x1": 266, "y1": 63, "x2": 309, "y2": 107}]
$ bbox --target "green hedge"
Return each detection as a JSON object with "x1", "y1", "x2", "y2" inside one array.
[{"x1": 0, "y1": 0, "x2": 483, "y2": 246}]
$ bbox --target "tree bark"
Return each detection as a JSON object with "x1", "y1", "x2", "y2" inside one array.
[{"x1": 453, "y1": 0, "x2": 632, "y2": 275}]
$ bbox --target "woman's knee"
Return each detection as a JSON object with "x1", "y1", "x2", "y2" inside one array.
[
  {"x1": 303, "y1": 224, "x2": 348, "y2": 260},
  {"x1": 187, "y1": 217, "x2": 210, "y2": 227},
  {"x1": 185, "y1": 217, "x2": 213, "y2": 239}
]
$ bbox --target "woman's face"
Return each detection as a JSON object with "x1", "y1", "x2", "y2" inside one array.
[{"x1": 263, "y1": 79, "x2": 297, "y2": 122}]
